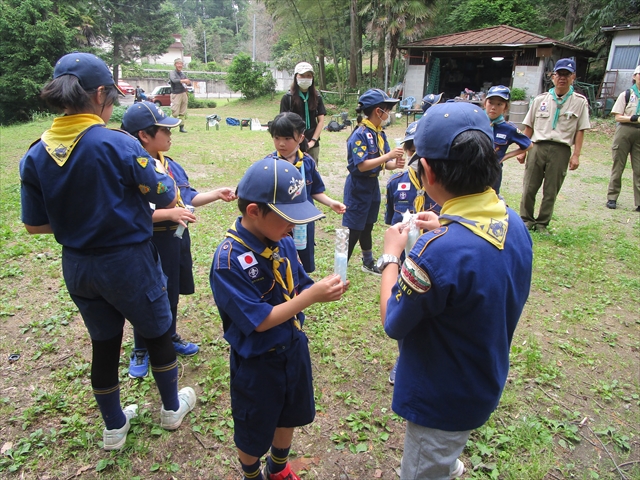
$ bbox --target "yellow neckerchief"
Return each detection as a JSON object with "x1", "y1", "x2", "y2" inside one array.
[
  {"x1": 277, "y1": 149, "x2": 304, "y2": 169},
  {"x1": 41, "y1": 114, "x2": 105, "y2": 166},
  {"x1": 361, "y1": 119, "x2": 386, "y2": 168},
  {"x1": 157, "y1": 152, "x2": 185, "y2": 208},
  {"x1": 408, "y1": 166, "x2": 425, "y2": 213},
  {"x1": 225, "y1": 223, "x2": 301, "y2": 330},
  {"x1": 438, "y1": 188, "x2": 509, "y2": 250}
]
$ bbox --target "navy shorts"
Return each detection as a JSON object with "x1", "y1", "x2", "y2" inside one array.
[
  {"x1": 62, "y1": 241, "x2": 172, "y2": 341},
  {"x1": 230, "y1": 334, "x2": 315, "y2": 457}
]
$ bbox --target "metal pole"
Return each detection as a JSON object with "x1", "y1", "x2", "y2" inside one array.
[
  {"x1": 204, "y1": 30, "x2": 207, "y2": 64},
  {"x1": 252, "y1": 14, "x2": 256, "y2": 61}
]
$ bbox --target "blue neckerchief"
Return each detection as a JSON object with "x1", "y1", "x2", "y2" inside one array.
[{"x1": 549, "y1": 86, "x2": 574, "y2": 129}]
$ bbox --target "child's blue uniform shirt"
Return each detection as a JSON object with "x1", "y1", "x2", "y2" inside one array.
[
  {"x1": 346, "y1": 124, "x2": 390, "y2": 176},
  {"x1": 384, "y1": 208, "x2": 533, "y2": 431},
  {"x1": 168, "y1": 157, "x2": 198, "y2": 205},
  {"x1": 20, "y1": 126, "x2": 176, "y2": 249},
  {"x1": 385, "y1": 169, "x2": 440, "y2": 225},
  {"x1": 492, "y1": 121, "x2": 531, "y2": 162},
  {"x1": 211, "y1": 218, "x2": 314, "y2": 358}
]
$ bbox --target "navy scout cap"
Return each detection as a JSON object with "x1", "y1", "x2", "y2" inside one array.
[
  {"x1": 358, "y1": 88, "x2": 400, "y2": 109},
  {"x1": 414, "y1": 102, "x2": 493, "y2": 160},
  {"x1": 237, "y1": 157, "x2": 325, "y2": 225},
  {"x1": 486, "y1": 85, "x2": 511, "y2": 101},
  {"x1": 122, "y1": 101, "x2": 181, "y2": 133},
  {"x1": 553, "y1": 58, "x2": 576, "y2": 73},
  {"x1": 54, "y1": 52, "x2": 124, "y2": 95},
  {"x1": 403, "y1": 121, "x2": 419, "y2": 144},
  {"x1": 421, "y1": 92, "x2": 443, "y2": 112}
]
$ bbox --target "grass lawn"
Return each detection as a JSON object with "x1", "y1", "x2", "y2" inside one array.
[{"x1": 0, "y1": 97, "x2": 638, "y2": 479}]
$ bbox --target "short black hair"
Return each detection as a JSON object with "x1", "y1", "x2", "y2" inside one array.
[
  {"x1": 237, "y1": 198, "x2": 271, "y2": 217},
  {"x1": 418, "y1": 130, "x2": 499, "y2": 196},
  {"x1": 269, "y1": 112, "x2": 308, "y2": 152},
  {"x1": 123, "y1": 124, "x2": 160, "y2": 141},
  {"x1": 41, "y1": 75, "x2": 119, "y2": 114}
]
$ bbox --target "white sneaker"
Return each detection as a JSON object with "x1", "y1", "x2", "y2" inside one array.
[
  {"x1": 450, "y1": 458, "x2": 465, "y2": 478},
  {"x1": 160, "y1": 387, "x2": 196, "y2": 430},
  {"x1": 103, "y1": 404, "x2": 138, "y2": 451}
]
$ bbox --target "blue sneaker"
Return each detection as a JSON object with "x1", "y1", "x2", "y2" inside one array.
[
  {"x1": 128, "y1": 349, "x2": 149, "y2": 378},
  {"x1": 389, "y1": 357, "x2": 399, "y2": 385},
  {"x1": 172, "y1": 334, "x2": 199, "y2": 357}
]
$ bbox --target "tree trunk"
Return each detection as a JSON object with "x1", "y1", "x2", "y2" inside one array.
[
  {"x1": 318, "y1": 39, "x2": 326, "y2": 90},
  {"x1": 112, "y1": 37, "x2": 120, "y2": 84},
  {"x1": 564, "y1": 0, "x2": 579, "y2": 36},
  {"x1": 349, "y1": 0, "x2": 358, "y2": 88},
  {"x1": 356, "y1": 14, "x2": 363, "y2": 86},
  {"x1": 377, "y1": 35, "x2": 385, "y2": 84}
]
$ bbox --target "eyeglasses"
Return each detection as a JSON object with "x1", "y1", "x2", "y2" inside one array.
[{"x1": 554, "y1": 71, "x2": 572, "y2": 77}]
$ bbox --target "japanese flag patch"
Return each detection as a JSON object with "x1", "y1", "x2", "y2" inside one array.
[
  {"x1": 237, "y1": 252, "x2": 258, "y2": 269},
  {"x1": 397, "y1": 182, "x2": 410, "y2": 191}
]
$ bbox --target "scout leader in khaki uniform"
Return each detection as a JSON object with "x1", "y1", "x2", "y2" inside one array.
[
  {"x1": 606, "y1": 65, "x2": 640, "y2": 212},
  {"x1": 169, "y1": 58, "x2": 190, "y2": 133},
  {"x1": 518, "y1": 58, "x2": 590, "y2": 234}
]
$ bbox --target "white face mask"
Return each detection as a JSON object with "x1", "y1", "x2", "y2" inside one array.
[
  {"x1": 297, "y1": 78, "x2": 313, "y2": 90},
  {"x1": 380, "y1": 109, "x2": 391, "y2": 127}
]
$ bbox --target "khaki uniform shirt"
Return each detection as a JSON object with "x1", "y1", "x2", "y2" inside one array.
[
  {"x1": 523, "y1": 91, "x2": 590, "y2": 146},
  {"x1": 611, "y1": 89, "x2": 639, "y2": 116}
]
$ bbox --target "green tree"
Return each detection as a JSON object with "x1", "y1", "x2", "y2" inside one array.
[
  {"x1": 226, "y1": 52, "x2": 275, "y2": 98},
  {"x1": 0, "y1": 0, "x2": 76, "y2": 123},
  {"x1": 80, "y1": 0, "x2": 180, "y2": 82},
  {"x1": 445, "y1": 0, "x2": 541, "y2": 33}
]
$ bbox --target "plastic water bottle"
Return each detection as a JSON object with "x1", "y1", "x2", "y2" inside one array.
[
  {"x1": 402, "y1": 211, "x2": 420, "y2": 257},
  {"x1": 293, "y1": 224, "x2": 307, "y2": 250},
  {"x1": 174, "y1": 205, "x2": 194, "y2": 239},
  {"x1": 334, "y1": 227, "x2": 349, "y2": 282}
]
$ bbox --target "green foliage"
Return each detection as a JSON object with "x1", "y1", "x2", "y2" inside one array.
[
  {"x1": 187, "y1": 94, "x2": 218, "y2": 109},
  {"x1": 226, "y1": 53, "x2": 275, "y2": 99},
  {"x1": 510, "y1": 88, "x2": 527, "y2": 101},
  {"x1": 446, "y1": 0, "x2": 541, "y2": 32},
  {"x1": 0, "y1": 0, "x2": 76, "y2": 124}
]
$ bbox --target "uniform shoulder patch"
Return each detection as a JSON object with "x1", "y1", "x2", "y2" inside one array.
[
  {"x1": 156, "y1": 182, "x2": 168, "y2": 194},
  {"x1": 399, "y1": 258, "x2": 431, "y2": 295},
  {"x1": 138, "y1": 184, "x2": 150, "y2": 194},
  {"x1": 417, "y1": 226, "x2": 448, "y2": 256},
  {"x1": 136, "y1": 157, "x2": 149, "y2": 168}
]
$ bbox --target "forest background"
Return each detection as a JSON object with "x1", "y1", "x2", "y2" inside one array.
[{"x1": 1, "y1": 0, "x2": 640, "y2": 124}]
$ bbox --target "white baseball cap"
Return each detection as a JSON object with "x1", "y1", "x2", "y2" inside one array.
[{"x1": 294, "y1": 62, "x2": 314, "y2": 75}]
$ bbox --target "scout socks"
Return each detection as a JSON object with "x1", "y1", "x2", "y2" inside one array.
[
  {"x1": 151, "y1": 360, "x2": 180, "y2": 411},
  {"x1": 241, "y1": 459, "x2": 264, "y2": 480},
  {"x1": 94, "y1": 385, "x2": 126, "y2": 430},
  {"x1": 267, "y1": 445, "x2": 290, "y2": 474},
  {"x1": 362, "y1": 249, "x2": 374, "y2": 265}
]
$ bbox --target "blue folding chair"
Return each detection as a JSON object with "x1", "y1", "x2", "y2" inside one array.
[{"x1": 398, "y1": 96, "x2": 416, "y2": 113}]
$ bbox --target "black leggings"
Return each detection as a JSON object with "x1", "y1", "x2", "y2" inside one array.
[
  {"x1": 91, "y1": 329, "x2": 176, "y2": 389},
  {"x1": 347, "y1": 223, "x2": 374, "y2": 260}
]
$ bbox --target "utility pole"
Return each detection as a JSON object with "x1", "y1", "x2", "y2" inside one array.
[
  {"x1": 252, "y1": 14, "x2": 256, "y2": 61},
  {"x1": 203, "y1": 30, "x2": 207, "y2": 63}
]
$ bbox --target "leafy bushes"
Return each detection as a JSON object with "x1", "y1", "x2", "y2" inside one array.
[
  {"x1": 226, "y1": 53, "x2": 275, "y2": 99},
  {"x1": 187, "y1": 94, "x2": 217, "y2": 109}
]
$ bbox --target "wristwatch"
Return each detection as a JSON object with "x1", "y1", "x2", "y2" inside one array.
[{"x1": 376, "y1": 254, "x2": 400, "y2": 272}]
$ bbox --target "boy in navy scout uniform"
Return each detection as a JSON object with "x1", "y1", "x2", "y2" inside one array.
[
  {"x1": 385, "y1": 121, "x2": 440, "y2": 227},
  {"x1": 20, "y1": 53, "x2": 196, "y2": 451},
  {"x1": 342, "y1": 88, "x2": 405, "y2": 274},
  {"x1": 121, "y1": 102, "x2": 235, "y2": 378},
  {"x1": 606, "y1": 65, "x2": 640, "y2": 212},
  {"x1": 210, "y1": 157, "x2": 349, "y2": 480},
  {"x1": 483, "y1": 85, "x2": 532, "y2": 194},
  {"x1": 519, "y1": 58, "x2": 590, "y2": 234},
  {"x1": 378, "y1": 102, "x2": 533, "y2": 479}
]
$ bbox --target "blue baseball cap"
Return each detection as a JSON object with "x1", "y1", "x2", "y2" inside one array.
[
  {"x1": 553, "y1": 58, "x2": 576, "y2": 73},
  {"x1": 486, "y1": 85, "x2": 510, "y2": 101},
  {"x1": 237, "y1": 157, "x2": 325, "y2": 224},
  {"x1": 122, "y1": 102, "x2": 181, "y2": 133},
  {"x1": 403, "y1": 121, "x2": 419, "y2": 144},
  {"x1": 414, "y1": 102, "x2": 493, "y2": 160},
  {"x1": 54, "y1": 52, "x2": 124, "y2": 95},
  {"x1": 358, "y1": 88, "x2": 400, "y2": 109},
  {"x1": 421, "y1": 93, "x2": 443, "y2": 112}
]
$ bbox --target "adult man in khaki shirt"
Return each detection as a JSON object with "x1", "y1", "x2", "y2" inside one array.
[
  {"x1": 169, "y1": 59, "x2": 191, "y2": 133},
  {"x1": 518, "y1": 58, "x2": 591, "y2": 234},
  {"x1": 606, "y1": 65, "x2": 640, "y2": 212}
]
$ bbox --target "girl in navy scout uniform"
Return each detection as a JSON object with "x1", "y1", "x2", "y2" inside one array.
[
  {"x1": 121, "y1": 102, "x2": 235, "y2": 378},
  {"x1": 379, "y1": 102, "x2": 533, "y2": 479},
  {"x1": 266, "y1": 112, "x2": 345, "y2": 273},
  {"x1": 483, "y1": 85, "x2": 532, "y2": 194},
  {"x1": 19, "y1": 53, "x2": 196, "y2": 451},
  {"x1": 210, "y1": 158, "x2": 348, "y2": 480},
  {"x1": 342, "y1": 88, "x2": 405, "y2": 275}
]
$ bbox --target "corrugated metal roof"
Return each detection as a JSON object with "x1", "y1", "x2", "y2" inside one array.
[{"x1": 402, "y1": 25, "x2": 583, "y2": 51}]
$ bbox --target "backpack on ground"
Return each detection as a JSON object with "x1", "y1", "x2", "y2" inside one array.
[{"x1": 326, "y1": 120, "x2": 344, "y2": 132}]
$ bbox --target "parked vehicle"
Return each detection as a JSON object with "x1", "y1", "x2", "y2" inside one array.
[
  {"x1": 118, "y1": 81, "x2": 135, "y2": 95},
  {"x1": 147, "y1": 86, "x2": 172, "y2": 106}
]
